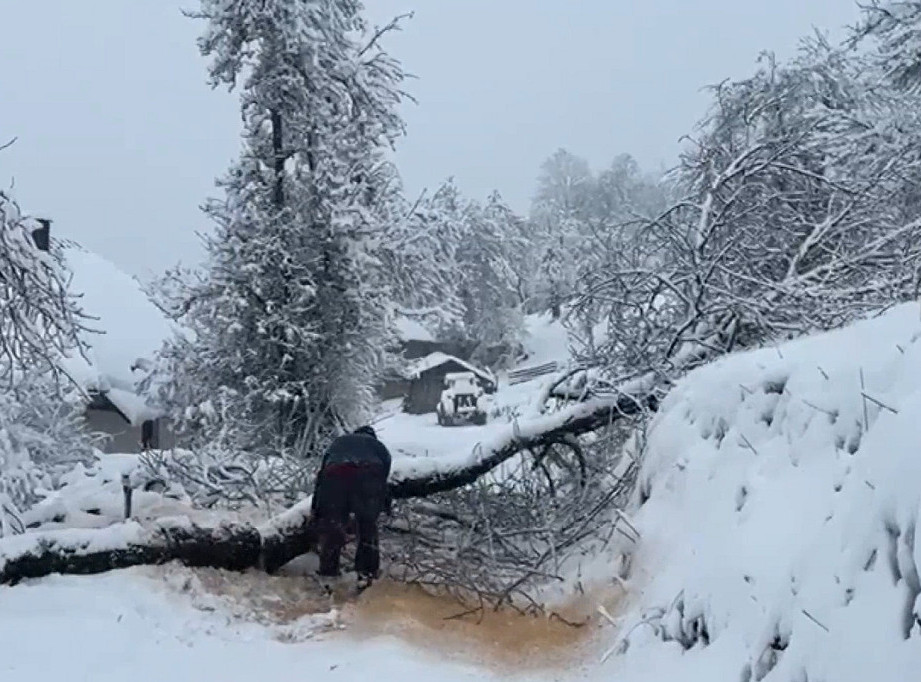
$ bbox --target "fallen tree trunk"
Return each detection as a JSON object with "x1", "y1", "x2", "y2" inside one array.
[
  {"x1": 0, "y1": 519, "x2": 262, "y2": 586},
  {"x1": 0, "y1": 391, "x2": 657, "y2": 585}
]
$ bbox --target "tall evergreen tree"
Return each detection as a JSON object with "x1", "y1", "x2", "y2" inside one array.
[
  {"x1": 529, "y1": 149, "x2": 594, "y2": 317},
  {"x1": 454, "y1": 191, "x2": 526, "y2": 361},
  {"x1": 151, "y1": 1, "x2": 408, "y2": 460}
]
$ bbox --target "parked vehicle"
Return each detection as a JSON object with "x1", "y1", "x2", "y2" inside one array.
[{"x1": 436, "y1": 372, "x2": 489, "y2": 426}]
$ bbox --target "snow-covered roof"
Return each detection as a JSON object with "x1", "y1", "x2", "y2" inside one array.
[
  {"x1": 394, "y1": 315, "x2": 435, "y2": 342},
  {"x1": 58, "y1": 243, "x2": 173, "y2": 424},
  {"x1": 404, "y1": 352, "x2": 496, "y2": 385}
]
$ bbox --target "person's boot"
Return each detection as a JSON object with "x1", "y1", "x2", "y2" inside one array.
[
  {"x1": 355, "y1": 567, "x2": 382, "y2": 593},
  {"x1": 355, "y1": 575, "x2": 373, "y2": 594},
  {"x1": 314, "y1": 571, "x2": 341, "y2": 596}
]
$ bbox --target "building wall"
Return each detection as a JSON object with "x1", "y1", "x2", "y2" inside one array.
[
  {"x1": 378, "y1": 376, "x2": 410, "y2": 401},
  {"x1": 85, "y1": 410, "x2": 177, "y2": 454},
  {"x1": 404, "y1": 373, "x2": 443, "y2": 414},
  {"x1": 85, "y1": 409, "x2": 140, "y2": 453}
]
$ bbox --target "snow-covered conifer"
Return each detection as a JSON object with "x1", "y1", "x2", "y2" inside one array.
[{"x1": 149, "y1": 1, "x2": 410, "y2": 461}]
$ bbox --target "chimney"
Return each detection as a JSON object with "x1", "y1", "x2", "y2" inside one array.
[{"x1": 31, "y1": 218, "x2": 51, "y2": 252}]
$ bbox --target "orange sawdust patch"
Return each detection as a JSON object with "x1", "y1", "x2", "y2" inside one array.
[
  {"x1": 149, "y1": 563, "x2": 625, "y2": 671},
  {"x1": 340, "y1": 579, "x2": 624, "y2": 672}
]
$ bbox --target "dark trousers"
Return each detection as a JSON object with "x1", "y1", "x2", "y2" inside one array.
[{"x1": 312, "y1": 462, "x2": 386, "y2": 579}]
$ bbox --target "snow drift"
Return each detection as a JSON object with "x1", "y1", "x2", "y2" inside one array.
[{"x1": 607, "y1": 302, "x2": 921, "y2": 681}]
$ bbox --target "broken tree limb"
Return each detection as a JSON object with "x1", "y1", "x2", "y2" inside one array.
[
  {"x1": 0, "y1": 388, "x2": 657, "y2": 585},
  {"x1": 388, "y1": 391, "x2": 658, "y2": 499}
]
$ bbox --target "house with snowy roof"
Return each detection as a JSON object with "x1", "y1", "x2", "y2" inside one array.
[
  {"x1": 400, "y1": 352, "x2": 497, "y2": 414},
  {"x1": 380, "y1": 315, "x2": 507, "y2": 407},
  {"x1": 379, "y1": 315, "x2": 467, "y2": 400},
  {"x1": 392, "y1": 315, "x2": 469, "y2": 360},
  {"x1": 38, "y1": 229, "x2": 176, "y2": 453}
]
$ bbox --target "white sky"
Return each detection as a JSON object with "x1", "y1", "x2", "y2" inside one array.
[{"x1": 0, "y1": 0, "x2": 861, "y2": 279}]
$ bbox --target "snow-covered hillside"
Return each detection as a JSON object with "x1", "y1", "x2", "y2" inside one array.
[
  {"x1": 520, "y1": 311, "x2": 573, "y2": 366},
  {"x1": 605, "y1": 302, "x2": 921, "y2": 681}
]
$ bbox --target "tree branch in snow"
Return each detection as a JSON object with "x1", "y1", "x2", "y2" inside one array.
[
  {"x1": 0, "y1": 518, "x2": 263, "y2": 586},
  {"x1": 0, "y1": 497, "x2": 323, "y2": 585},
  {"x1": 387, "y1": 390, "x2": 658, "y2": 499},
  {"x1": 359, "y1": 12, "x2": 414, "y2": 58},
  {"x1": 382, "y1": 416, "x2": 643, "y2": 615},
  {"x1": 0, "y1": 189, "x2": 93, "y2": 387}
]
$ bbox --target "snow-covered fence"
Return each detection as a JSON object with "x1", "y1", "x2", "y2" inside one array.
[{"x1": 508, "y1": 361, "x2": 560, "y2": 386}]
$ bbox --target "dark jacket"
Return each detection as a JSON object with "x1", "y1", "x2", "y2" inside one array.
[
  {"x1": 319, "y1": 432, "x2": 392, "y2": 477},
  {"x1": 312, "y1": 432, "x2": 393, "y2": 516}
]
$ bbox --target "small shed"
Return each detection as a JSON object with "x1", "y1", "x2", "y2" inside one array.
[
  {"x1": 402, "y1": 352, "x2": 497, "y2": 415},
  {"x1": 379, "y1": 316, "x2": 466, "y2": 401}
]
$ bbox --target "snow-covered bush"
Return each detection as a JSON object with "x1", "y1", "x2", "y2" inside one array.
[
  {"x1": 140, "y1": 440, "x2": 316, "y2": 511},
  {"x1": 0, "y1": 182, "x2": 98, "y2": 536},
  {"x1": 0, "y1": 368, "x2": 98, "y2": 535},
  {"x1": 0, "y1": 188, "x2": 89, "y2": 382}
]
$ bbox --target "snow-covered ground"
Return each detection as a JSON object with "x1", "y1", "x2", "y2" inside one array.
[
  {"x1": 0, "y1": 569, "x2": 524, "y2": 682},
  {"x1": 4, "y1": 304, "x2": 921, "y2": 680}
]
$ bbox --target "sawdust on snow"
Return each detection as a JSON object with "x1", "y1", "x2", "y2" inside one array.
[{"x1": 149, "y1": 561, "x2": 623, "y2": 673}]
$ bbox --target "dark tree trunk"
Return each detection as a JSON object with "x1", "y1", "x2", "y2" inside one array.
[
  {"x1": 271, "y1": 109, "x2": 284, "y2": 208},
  {"x1": 1, "y1": 500, "x2": 320, "y2": 585},
  {"x1": 0, "y1": 519, "x2": 263, "y2": 586}
]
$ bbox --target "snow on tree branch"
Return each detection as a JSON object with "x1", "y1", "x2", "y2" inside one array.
[
  {"x1": 567, "y1": 37, "x2": 921, "y2": 391},
  {"x1": 0, "y1": 189, "x2": 91, "y2": 387}
]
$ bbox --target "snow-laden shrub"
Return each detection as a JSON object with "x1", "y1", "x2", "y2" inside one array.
[
  {"x1": 0, "y1": 182, "x2": 98, "y2": 536},
  {"x1": 137, "y1": 386, "x2": 318, "y2": 509},
  {"x1": 0, "y1": 367, "x2": 99, "y2": 535},
  {"x1": 139, "y1": 443, "x2": 316, "y2": 511}
]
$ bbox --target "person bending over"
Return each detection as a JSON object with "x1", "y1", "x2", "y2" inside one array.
[{"x1": 310, "y1": 425, "x2": 392, "y2": 586}]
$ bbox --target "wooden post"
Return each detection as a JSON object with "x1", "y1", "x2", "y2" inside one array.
[{"x1": 121, "y1": 474, "x2": 132, "y2": 520}]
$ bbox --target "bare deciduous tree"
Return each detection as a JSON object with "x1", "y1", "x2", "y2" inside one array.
[
  {"x1": 0, "y1": 188, "x2": 91, "y2": 386},
  {"x1": 570, "y1": 43, "x2": 921, "y2": 394}
]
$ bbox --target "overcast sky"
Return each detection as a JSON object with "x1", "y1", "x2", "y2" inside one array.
[{"x1": 1, "y1": 0, "x2": 860, "y2": 280}]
